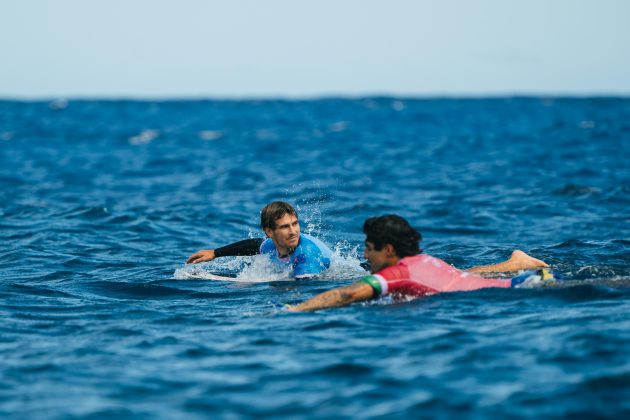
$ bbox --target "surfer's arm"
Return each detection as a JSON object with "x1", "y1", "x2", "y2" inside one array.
[
  {"x1": 187, "y1": 238, "x2": 264, "y2": 264},
  {"x1": 288, "y1": 282, "x2": 375, "y2": 312}
]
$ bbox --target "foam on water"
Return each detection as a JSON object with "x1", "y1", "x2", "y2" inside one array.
[{"x1": 173, "y1": 238, "x2": 367, "y2": 282}]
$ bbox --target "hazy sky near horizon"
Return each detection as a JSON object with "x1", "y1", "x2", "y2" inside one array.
[{"x1": 1, "y1": 0, "x2": 629, "y2": 98}]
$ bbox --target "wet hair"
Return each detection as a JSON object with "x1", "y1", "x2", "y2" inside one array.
[
  {"x1": 260, "y1": 201, "x2": 298, "y2": 230},
  {"x1": 363, "y1": 215, "x2": 422, "y2": 257}
]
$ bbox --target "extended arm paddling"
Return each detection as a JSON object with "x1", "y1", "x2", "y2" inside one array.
[
  {"x1": 289, "y1": 281, "x2": 375, "y2": 312},
  {"x1": 187, "y1": 238, "x2": 264, "y2": 264}
]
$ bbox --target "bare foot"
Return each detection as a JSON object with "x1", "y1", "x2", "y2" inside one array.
[
  {"x1": 467, "y1": 250, "x2": 549, "y2": 273},
  {"x1": 509, "y1": 250, "x2": 549, "y2": 269}
]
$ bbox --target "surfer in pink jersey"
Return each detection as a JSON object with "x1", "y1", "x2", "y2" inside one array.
[{"x1": 290, "y1": 215, "x2": 552, "y2": 312}]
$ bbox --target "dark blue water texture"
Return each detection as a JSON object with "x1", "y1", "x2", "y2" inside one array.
[{"x1": 1, "y1": 98, "x2": 629, "y2": 418}]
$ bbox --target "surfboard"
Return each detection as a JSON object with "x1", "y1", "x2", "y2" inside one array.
[{"x1": 173, "y1": 266, "x2": 288, "y2": 282}]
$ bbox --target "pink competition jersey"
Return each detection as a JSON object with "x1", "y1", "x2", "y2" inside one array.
[{"x1": 365, "y1": 254, "x2": 511, "y2": 298}]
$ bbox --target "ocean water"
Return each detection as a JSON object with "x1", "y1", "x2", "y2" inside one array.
[{"x1": 1, "y1": 97, "x2": 629, "y2": 418}]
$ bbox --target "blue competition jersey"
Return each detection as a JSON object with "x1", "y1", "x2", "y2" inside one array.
[{"x1": 259, "y1": 233, "x2": 333, "y2": 278}]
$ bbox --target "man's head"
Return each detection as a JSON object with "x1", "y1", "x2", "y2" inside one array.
[
  {"x1": 260, "y1": 201, "x2": 300, "y2": 254},
  {"x1": 363, "y1": 215, "x2": 422, "y2": 273}
]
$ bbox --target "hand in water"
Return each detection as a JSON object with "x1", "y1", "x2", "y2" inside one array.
[
  {"x1": 186, "y1": 249, "x2": 216, "y2": 264},
  {"x1": 270, "y1": 300, "x2": 295, "y2": 311}
]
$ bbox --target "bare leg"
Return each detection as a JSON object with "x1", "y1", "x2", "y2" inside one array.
[{"x1": 466, "y1": 250, "x2": 548, "y2": 273}]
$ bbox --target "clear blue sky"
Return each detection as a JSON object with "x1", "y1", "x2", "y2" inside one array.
[{"x1": 1, "y1": 0, "x2": 629, "y2": 98}]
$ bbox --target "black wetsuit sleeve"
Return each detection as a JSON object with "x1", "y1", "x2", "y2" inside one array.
[{"x1": 214, "y1": 238, "x2": 265, "y2": 257}]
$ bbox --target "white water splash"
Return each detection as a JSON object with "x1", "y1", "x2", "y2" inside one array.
[
  {"x1": 129, "y1": 129, "x2": 159, "y2": 145},
  {"x1": 198, "y1": 130, "x2": 223, "y2": 141},
  {"x1": 173, "y1": 239, "x2": 367, "y2": 282},
  {"x1": 174, "y1": 255, "x2": 291, "y2": 282}
]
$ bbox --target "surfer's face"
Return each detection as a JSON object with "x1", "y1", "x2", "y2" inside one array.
[
  {"x1": 265, "y1": 213, "x2": 300, "y2": 254},
  {"x1": 364, "y1": 241, "x2": 397, "y2": 274}
]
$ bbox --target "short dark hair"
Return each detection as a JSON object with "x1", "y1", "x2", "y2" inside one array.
[
  {"x1": 363, "y1": 215, "x2": 422, "y2": 258},
  {"x1": 260, "y1": 201, "x2": 298, "y2": 230}
]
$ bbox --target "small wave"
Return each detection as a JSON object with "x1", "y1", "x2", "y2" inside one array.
[
  {"x1": 310, "y1": 362, "x2": 374, "y2": 376},
  {"x1": 579, "y1": 370, "x2": 630, "y2": 390},
  {"x1": 549, "y1": 239, "x2": 600, "y2": 249},
  {"x1": 102, "y1": 327, "x2": 145, "y2": 337},
  {"x1": 422, "y1": 226, "x2": 498, "y2": 235},
  {"x1": 553, "y1": 184, "x2": 601, "y2": 196},
  {"x1": 544, "y1": 257, "x2": 630, "y2": 281},
  {"x1": 55, "y1": 206, "x2": 109, "y2": 220},
  {"x1": 81, "y1": 280, "x2": 232, "y2": 300},
  {"x1": 302, "y1": 320, "x2": 361, "y2": 332},
  {"x1": 179, "y1": 346, "x2": 216, "y2": 358},
  {"x1": 570, "y1": 265, "x2": 630, "y2": 280},
  {"x1": 198, "y1": 130, "x2": 223, "y2": 141},
  {"x1": 6, "y1": 283, "x2": 77, "y2": 299},
  {"x1": 128, "y1": 129, "x2": 159, "y2": 145},
  {"x1": 536, "y1": 283, "x2": 630, "y2": 303},
  {"x1": 328, "y1": 121, "x2": 349, "y2": 133}
]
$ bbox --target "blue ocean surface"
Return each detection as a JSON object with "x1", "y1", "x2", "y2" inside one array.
[{"x1": 1, "y1": 98, "x2": 629, "y2": 418}]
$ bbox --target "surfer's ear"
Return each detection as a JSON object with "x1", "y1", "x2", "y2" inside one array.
[
  {"x1": 264, "y1": 227, "x2": 273, "y2": 238},
  {"x1": 384, "y1": 243, "x2": 396, "y2": 257}
]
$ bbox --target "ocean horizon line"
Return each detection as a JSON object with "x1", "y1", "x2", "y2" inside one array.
[{"x1": 1, "y1": 92, "x2": 629, "y2": 102}]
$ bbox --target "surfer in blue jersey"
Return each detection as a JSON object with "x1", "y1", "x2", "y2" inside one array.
[{"x1": 187, "y1": 201, "x2": 332, "y2": 278}]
